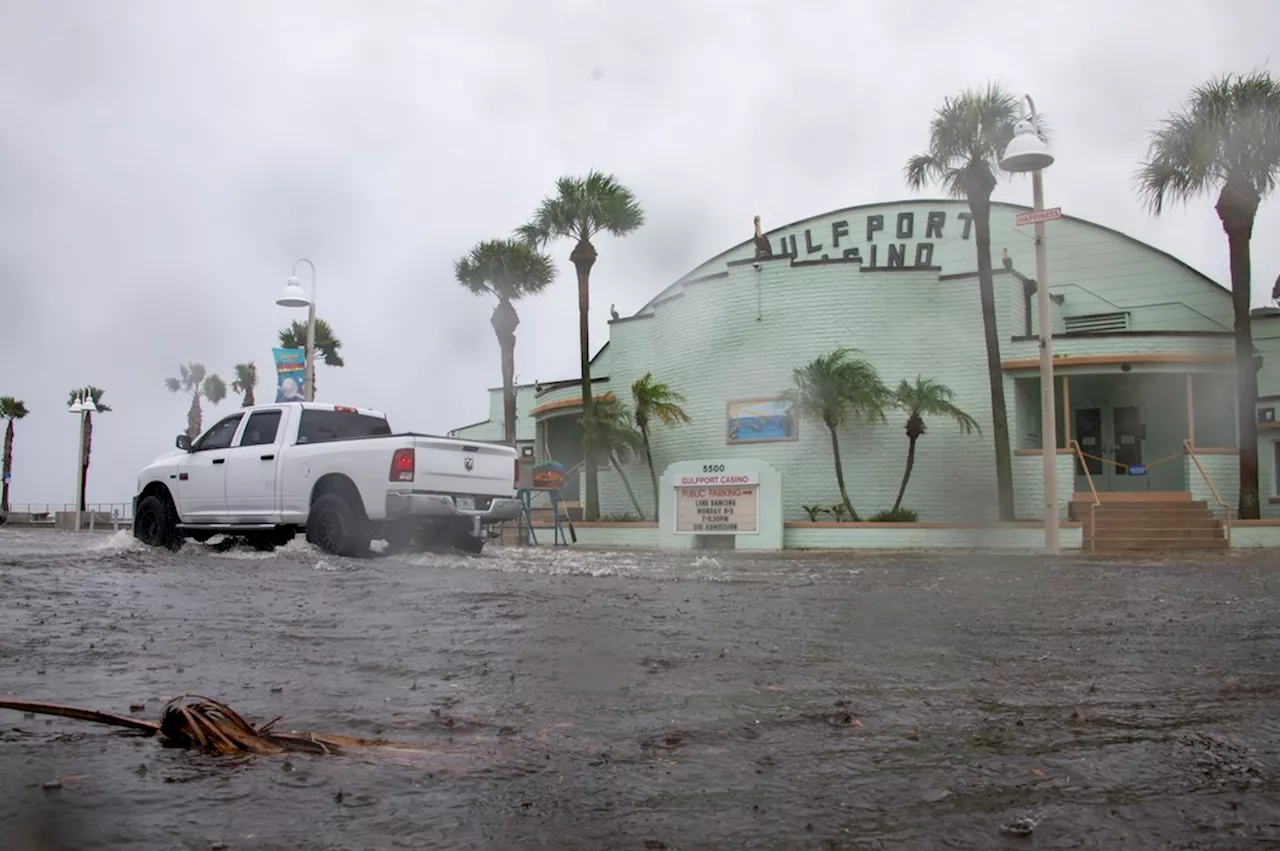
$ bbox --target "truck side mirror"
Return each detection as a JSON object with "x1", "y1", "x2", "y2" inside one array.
[{"x1": 176, "y1": 434, "x2": 192, "y2": 452}]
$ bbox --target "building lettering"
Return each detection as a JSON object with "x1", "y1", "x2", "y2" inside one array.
[{"x1": 766, "y1": 207, "x2": 972, "y2": 270}]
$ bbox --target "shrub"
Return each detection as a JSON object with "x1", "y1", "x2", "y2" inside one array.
[
  {"x1": 598, "y1": 511, "x2": 643, "y2": 523},
  {"x1": 800, "y1": 504, "x2": 828, "y2": 522},
  {"x1": 871, "y1": 507, "x2": 918, "y2": 522},
  {"x1": 828, "y1": 504, "x2": 850, "y2": 523}
]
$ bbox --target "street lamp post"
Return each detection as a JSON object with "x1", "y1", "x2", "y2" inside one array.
[
  {"x1": 68, "y1": 393, "x2": 98, "y2": 531},
  {"x1": 277, "y1": 258, "x2": 317, "y2": 403},
  {"x1": 1000, "y1": 94, "x2": 1059, "y2": 555}
]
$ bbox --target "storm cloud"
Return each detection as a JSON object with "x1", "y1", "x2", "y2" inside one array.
[{"x1": 1, "y1": 0, "x2": 1277, "y2": 506}]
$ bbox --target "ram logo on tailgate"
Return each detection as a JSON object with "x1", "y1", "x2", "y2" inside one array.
[{"x1": 463, "y1": 457, "x2": 474, "y2": 471}]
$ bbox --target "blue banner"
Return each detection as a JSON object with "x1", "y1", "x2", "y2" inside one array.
[{"x1": 272, "y1": 347, "x2": 307, "y2": 402}]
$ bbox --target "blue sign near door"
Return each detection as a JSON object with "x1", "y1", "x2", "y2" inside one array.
[{"x1": 1128, "y1": 464, "x2": 1147, "y2": 476}]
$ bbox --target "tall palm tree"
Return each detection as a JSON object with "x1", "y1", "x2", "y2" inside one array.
[
  {"x1": 630, "y1": 372, "x2": 691, "y2": 517},
  {"x1": 67, "y1": 387, "x2": 110, "y2": 514},
  {"x1": 904, "y1": 82, "x2": 1042, "y2": 521},
  {"x1": 0, "y1": 396, "x2": 30, "y2": 514},
  {"x1": 279, "y1": 317, "x2": 344, "y2": 399},
  {"x1": 165, "y1": 363, "x2": 227, "y2": 442},
  {"x1": 786, "y1": 349, "x2": 889, "y2": 521},
  {"x1": 581, "y1": 393, "x2": 648, "y2": 520},
  {"x1": 890, "y1": 376, "x2": 980, "y2": 513},
  {"x1": 454, "y1": 238, "x2": 556, "y2": 444},
  {"x1": 517, "y1": 171, "x2": 646, "y2": 521},
  {"x1": 1136, "y1": 72, "x2": 1280, "y2": 520},
  {"x1": 231, "y1": 362, "x2": 258, "y2": 408}
]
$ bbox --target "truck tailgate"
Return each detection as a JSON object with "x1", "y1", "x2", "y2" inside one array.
[{"x1": 413, "y1": 436, "x2": 515, "y2": 496}]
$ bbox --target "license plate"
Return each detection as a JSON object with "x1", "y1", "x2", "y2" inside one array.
[{"x1": 456, "y1": 497, "x2": 475, "y2": 511}]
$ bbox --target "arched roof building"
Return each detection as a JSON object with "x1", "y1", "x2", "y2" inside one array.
[{"x1": 454, "y1": 198, "x2": 1280, "y2": 523}]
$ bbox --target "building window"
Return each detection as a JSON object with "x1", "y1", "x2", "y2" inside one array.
[
  {"x1": 1274, "y1": 442, "x2": 1280, "y2": 496},
  {"x1": 1191, "y1": 374, "x2": 1237, "y2": 448}
]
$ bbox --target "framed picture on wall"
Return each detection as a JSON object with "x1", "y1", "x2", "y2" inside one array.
[{"x1": 726, "y1": 397, "x2": 799, "y2": 444}]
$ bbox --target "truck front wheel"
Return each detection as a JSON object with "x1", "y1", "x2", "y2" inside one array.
[
  {"x1": 134, "y1": 494, "x2": 182, "y2": 552},
  {"x1": 307, "y1": 493, "x2": 370, "y2": 558}
]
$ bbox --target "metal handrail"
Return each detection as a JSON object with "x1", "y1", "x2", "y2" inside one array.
[
  {"x1": 1069, "y1": 439, "x2": 1101, "y2": 554},
  {"x1": 1183, "y1": 439, "x2": 1232, "y2": 547}
]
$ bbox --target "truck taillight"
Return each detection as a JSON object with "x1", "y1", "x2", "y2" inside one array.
[
  {"x1": 390, "y1": 448, "x2": 415, "y2": 483},
  {"x1": 514, "y1": 458, "x2": 520, "y2": 489}
]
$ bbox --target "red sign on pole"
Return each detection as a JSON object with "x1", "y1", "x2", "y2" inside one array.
[{"x1": 1015, "y1": 207, "x2": 1063, "y2": 227}]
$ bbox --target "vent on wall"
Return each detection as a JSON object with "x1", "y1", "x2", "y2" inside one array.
[{"x1": 1064, "y1": 311, "x2": 1130, "y2": 334}]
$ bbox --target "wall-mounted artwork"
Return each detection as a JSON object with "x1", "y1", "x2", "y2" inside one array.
[{"x1": 726, "y1": 397, "x2": 798, "y2": 444}]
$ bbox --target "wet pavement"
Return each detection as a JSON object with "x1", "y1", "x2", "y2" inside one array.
[{"x1": 1, "y1": 527, "x2": 1278, "y2": 850}]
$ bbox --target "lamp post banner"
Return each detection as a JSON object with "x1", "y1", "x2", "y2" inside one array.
[{"x1": 272, "y1": 347, "x2": 307, "y2": 402}]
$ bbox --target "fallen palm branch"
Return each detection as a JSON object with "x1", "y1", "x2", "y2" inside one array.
[{"x1": 0, "y1": 695, "x2": 448, "y2": 758}]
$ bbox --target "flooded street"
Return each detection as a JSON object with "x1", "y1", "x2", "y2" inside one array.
[{"x1": 2, "y1": 528, "x2": 1278, "y2": 849}]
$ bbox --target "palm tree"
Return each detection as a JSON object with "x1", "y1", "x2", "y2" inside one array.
[
  {"x1": 786, "y1": 348, "x2": 889, "y2": 521},
  {"x1": 889, "y1": 376, "x2": 980, "y2": 513},
  {"x1": 165, "y1": 363, "x2": 228, "y2": 441},
  {"x1": 517, "y1": 171, "x2": 646, "y2": 521},
  {"x1": 0, "y1": 396, "x2": 30, "y2": 514},
  {"x1": 1136, "y1": 72, "x2": 1280, "y2": 520},
  {"x1": 454, "y1": 239, "x2": 556, "y2": 444},
  {"x1": 278, "y1": 317, "x2": 344, "y2": 399},
  {"x1": 67, "y1": 387, "x2": 111, "y2": 514},
  {"x1": 581, "y1": 393, "x2": 648, "y2": 520},
  {"x1": 631, "y1": 372, "x2": 691, "y2": 517},
  {"x1": 231, "y1": 362, "x2": 258, "y2": 408},
  {"x1": 904, "y1": 82, "x2": 1042, "y2": 521}
]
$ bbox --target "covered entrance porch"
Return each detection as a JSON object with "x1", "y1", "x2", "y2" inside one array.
[{"x1": 1010, "y1": 356, "x2": 1238, "y2": 514}]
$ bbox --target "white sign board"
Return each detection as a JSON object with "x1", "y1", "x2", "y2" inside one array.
[
  {"x1": 1014, "y1": 207, "x2": 1062, "y2": 227},
  {"x1": 675, "y1": 482, "x2": 760, "y2": 534}
]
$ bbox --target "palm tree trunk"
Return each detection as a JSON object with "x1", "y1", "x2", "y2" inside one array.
[
  {"x1": 639, "y1": 421, "x2": 659, "y2": 517},
  {"x1": 892, "y1": 435, "x2": 920, "y2": 513},
  {"x1": 1223, "y1": 217, "x2": 1260, "y2": 519},
  {"x1": 1, "y1": 419, "x2": 13, "y2": 514},
  {"x1": 244, "y1": 387, "x2": 255, "y2": 408},
  {"x1": 492, "y1": 298, "x2": 520, "y2": 445},
  {"x1": 610, "y1": 453, "x2": 646, "y2": 520},
  {"x1": 827, "y1": 426, "x2": 859, "y2": 521},
  {"x1": 500, "y1": 338, "x2": 517, "y2": 444},
  {"x1": 187, "y1": 393, "x2": 203, "y2": 442},
  {"x1": 570, "y1": 238, "x2": 600, "y2": 521},
  {"x1": 970, "y1": 197, "x2": 1016, "y2": 521},
  {"x1": 80, "y1": 413, "x2": 93, "y2": 514}
]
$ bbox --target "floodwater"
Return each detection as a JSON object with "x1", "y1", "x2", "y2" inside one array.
[{"x1": 1, "y1": 528, "x2": 1278, "y2": 850}]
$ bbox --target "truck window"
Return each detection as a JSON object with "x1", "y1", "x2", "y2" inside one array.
[
  {"x1": 297, "y1": 409, "x2": 391, "y2": 444},
  {"x1": 194, "y1": 414, "x2": 243, "y2": 451},
  {"x1": 239, "y1": 410, "x2": 283, "y2": 447}
]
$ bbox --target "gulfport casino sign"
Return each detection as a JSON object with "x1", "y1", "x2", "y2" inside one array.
[
  {"x1": 673, "y1": 471, "x2": 760, "y2": 534},
  {"x1": 753, "y1": 206, "x2": 975, "y2": 271}
]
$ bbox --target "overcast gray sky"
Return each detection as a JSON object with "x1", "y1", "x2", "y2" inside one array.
[{"x1": 2, "y1": 0, "x2": 1278, "y2": 507}]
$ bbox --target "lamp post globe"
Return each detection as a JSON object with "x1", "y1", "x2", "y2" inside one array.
[
  {"x1": 68, "y1": 400, "x2": 84, "y2": 414},
  {"x1": 276, "y1": 276, "x2": 311, "y2": 309},
  {"x1": 1000, "y1": 119, "x2": 1055, "y2": 173}
]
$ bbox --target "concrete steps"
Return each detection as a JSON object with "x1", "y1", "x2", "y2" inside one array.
[{"x1": 1070, "y1": 495, "x2": 1227, "y2": 553}]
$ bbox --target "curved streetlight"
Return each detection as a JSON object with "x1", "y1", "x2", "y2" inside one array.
[
  {"x1": 67, "y1": 392, "x2": 98, "y2": 530},
  {"x1": 1000, "y1": 94, "x2": 1059, "y2": 555},
  {"x1": 276, "y1": 258, "x2": 316, "y2": 402}
]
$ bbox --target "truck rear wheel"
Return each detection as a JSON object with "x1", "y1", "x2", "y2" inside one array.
[
  {"x1": 134, "y1": 494, "x2": 182, "y2": 552},
  {"x1": 453, "y1": 528, "x2": 486, "y2": 555},
  {"x1": 307, "y1": 493, "x2": 370, "y2": 558}
]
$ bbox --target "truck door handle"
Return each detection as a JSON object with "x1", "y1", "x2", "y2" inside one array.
[
  {"x1": 260, "y1": 454, "x2": 274, "y2": 461},
  {"x1": 212, "y1": 458, "x2": 225, "y2": 465}
]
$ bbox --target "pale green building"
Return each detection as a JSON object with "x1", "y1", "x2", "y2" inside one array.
[{"x1": 452, "y1": 198, "x2": 1280, "y2": 523}]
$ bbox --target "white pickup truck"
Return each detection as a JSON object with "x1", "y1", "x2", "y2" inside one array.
[{"x1": 132, "y1": 402, "x2": 521, "y2": 556}]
